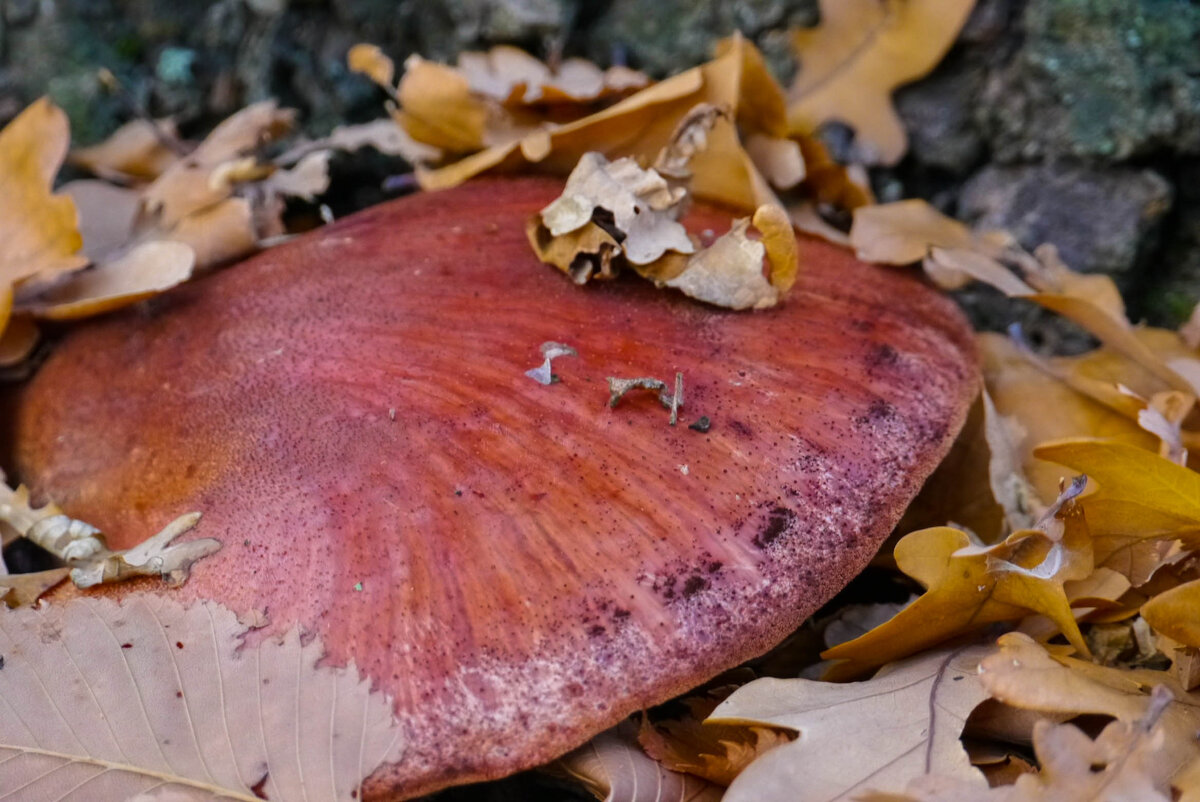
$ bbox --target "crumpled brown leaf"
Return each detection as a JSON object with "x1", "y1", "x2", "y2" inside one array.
[
  {"x1": 638, "y1": 694, "x2": 793, "y2": 787},
  {"x1": 68, "y1": 117, "x2": 183, "y2": 182},
  {"x1": 788, "y1": 0, "x2": 977, "y2": 165}
]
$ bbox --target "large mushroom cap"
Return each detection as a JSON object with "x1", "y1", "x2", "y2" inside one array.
[{"x1": 13, "y1": 177, "x2": 977, "y2": 798}]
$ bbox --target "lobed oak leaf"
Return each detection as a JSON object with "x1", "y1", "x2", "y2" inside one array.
[
  {"x1": 1143, "y1": 579, "x2": 1200, "y2": 649},
  {"x1": 1035, "y1": 439, "x2": 1200, "y2": 556},
  {"x1": 863, "y1": 688, "x2": 1179, "y2": 801},
  {"x1": 0, "y1": 594, "x2": 404, "y2": 801},
  {"x1": 556, "y1": 721, "x2": 724, "y2": 802},
  {"x1": 710, "y1": 645, "x2": 993, "y2": 801},
  {"x1": 0, "y1": 98, "x2": 89, "y2": 293},
  {"x1": 69, "y1": 117, "x2": 183, "y2": 182},
  {"x1": 822, "y1": 480, "x2": 1093, "y2": 680},
  {"x1": 787, "y1": 0, "x2": 976, "y2": 165},
  {"x1": 637, "y1": 694, "x2": 793, "y2": 787}
]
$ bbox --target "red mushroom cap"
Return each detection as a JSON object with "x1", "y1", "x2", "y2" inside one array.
[{"x1": 13, "y1": 177, "x2": 977, "y2": 798}]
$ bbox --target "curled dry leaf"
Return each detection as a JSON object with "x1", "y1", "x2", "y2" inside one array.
[
  {"x1": 0, "y1": 314, "x2": 40, "y2": 368},
  {"x1": 69, "y1": 117, "x2": 183, "y2": 182},
  {"x1": 27, "y1": 240, "x2": 195, "y2": 320},
  {"x1": 0, "y1": 594, "x2": 404, "y2": 801},
  {"x1": 867, "y1": 687, "x2": 1179, "y2": 802},
  {"x1": 638, "y1": 695, "x2": 794, "y2": 787},
  {"x1": 557, "y1": 721, "x2": 724, "y2": 802},
  {"x1": 0, "y1": 98, "x2": 88, "y2": 295},
  {"x1": 665, "y1": 206, "x2": 795, "y2": 310},
  {"x1": 539, "y1": 151, "x2": 692, "y2": 264},
  {"x1": 280, "y1": 118, "x2": 442, "y2": 167},
  {"x1": 788, "y1": 0, "x2": 977, "y2": 165},
  {"x1": 711, "y1": 645, "x2": 993, "y2": 801},
  {"x1": 1143, "y1": 578, "x2": 1200, "y2": 649},
  {"x1": 0, "y1": 483, "x2": 217, "y2": 593},
  {"x1": 455, "y1": 45, "x2": 649, "y2": 105},
  {"x1": 977, "y1": 632, "x2": 1200, "y2": 793},
  {"x1": 822, "y1": 480, "x2": 1093, "y2": 680},
  {"x1": 348, "y1": 43, "x2": 396, "y2": 90}
]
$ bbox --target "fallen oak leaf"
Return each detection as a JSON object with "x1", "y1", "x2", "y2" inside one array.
[
  {"x1": 638, "y1": 694, "x2": 794, "y2": 787},
  {"x1": 822, "y1": 479, "x2": 1093, "y2": 680},
  {"x1": 0, "y1": 567, "x2": 70, "y2": 608},
  {"x1": 24, "y1": 240, "x2": 194, "y2": 320},
  {"x1": 68, "y1": 116, "x2": 183, "y2": 183},
  {"x1": 788, "y1": 0, "x2": 977, "y2": 165},
  {"x1": 555, "y1": 720, "x2": 724, "y2": 802},
  {"x1": 977, "y1": 632, "x2": 1200, "y2": 794},
  {"x1": 0, "y1": 98, "x2": 89, "y2": 292},
  {"x1": 710, "y1": 645, "x2": 994, "y2": 801},
  {"x1": 1035, "y1": 438, "x2": 1200, "y2": 549},
  {"x1": 861, "y1": 685, "x2": 1179, "y2": 802},
  {"x1": 1140, "y1": 578, "x2": 1200, "y2": 649},
  {"x1": 0, "y1": 483, "x2": 217, "y2": 590},
  {"x1": 665, "y1": 205, "x2": 796, "y2": 310},
  {"x1": 0, "y1": 594, "x2": 404, "y2": 800}
]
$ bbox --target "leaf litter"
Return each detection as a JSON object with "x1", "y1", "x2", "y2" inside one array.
[{"x1": 11, "y1": 5, "x2": 1200, "y2": 801}]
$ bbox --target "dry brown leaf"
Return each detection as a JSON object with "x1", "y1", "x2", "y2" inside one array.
[
  {"x1": 69, "y1": 117, "x2": 183, "y2": 182},
  {"x1": 456, "y1": 46, "x2": 649, "y2": 105},
  {"x1": 61, "y1": 179, "x2": 142, "y2": 262},
  {"x1": 26, "y1": 240, "x2": 194, "y2": 320},
  {"x1": 1142, "y1": 578, "x2": 1200, "y2": 648},
  {"x1": 140, "y1": 100, "x2": 295, "y2": 227},
  {"x1": 281, "y1": 118, "x2": 442, "y2": 166},
  {"x1": 1035, "y1": 439, "x2": 1200, "y2": 566},
  {"x1": 0, "y1": 98, "x2": 88, "y2": 291},
  {"x1": 822, "y1": 481, "x2": 1093, "y2": 680},
  {"x1": 711, "y1": 645, "x2": 993, "y2": 801},
  {"x1": 0, "y1": 594, "x2": 404, "y2": 800},
  {"x1": 526, "y1": 217, "x2": 622, "y2": 283},
  {"x1": 539, "y1": 151, "x2": 692, "y2": 265},
  {"x1": 665, "y1": 207, "x2": 796, "y2": 310},
  {"x1": 788, "y1": 0, "x2": 976, "y2": 165},
  {"x1": 638, "y1": 695, "x2": 793, "y2": 787},
  {"x1": 977, "y1": 632, "x2": 1200, "y2": 794},
  {"x1": 0, "y1": 313, "x2": 39, "y2": 367},
  {"x1": 981, "y1": 334, "x2": 1156, "y2": 505},
  {"x1": 865, "y1": 689, "x2": 1178, "y2": 801},
  {"x1": 0, "y1": 567, "x2": 71, "y2": 607},
  {"x1": 418, "y1": 35, "x2": 789, "y2": 213},
  {"x1": 557, "y1": 720, "x2": 724, "y2": 802},
  {"x1": 396, "y1": 55, "x2": 493, "y2": 153}
]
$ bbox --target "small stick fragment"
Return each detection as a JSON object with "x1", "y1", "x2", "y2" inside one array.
[
  {"x1": 607, "y1": 372, "x2": 685, "y2": 425},
  {"x1": 525, "y1": 341, "x2": 578, "y2": 385}
]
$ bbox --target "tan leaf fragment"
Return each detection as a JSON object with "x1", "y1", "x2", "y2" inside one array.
[
  {"x1": 665, "y1": 206, "x2": 797, "y2": 311},
  {"x1": 0, "y1": 594, "x2": 404, "y2": 801},
  {"x1": 61, "y1": 179, "x2": 142, "y2": 262},
  {"x1": 539, "y1": 151, "x2": 692, "y2": 264},
  {"x1": 788, "y1": 0, "x2": 977, "y2": 165},
  {"x1": 69, "y1": 117, "x2": 183, "y2": 182},
  {"x1": 556, "y1": 721, "x2": 724, "y2": 802},
  {"x1": 638, "y1": 695, "x2": 793, "y2": 787},
  {"x1": 608, "y1": 374, "x2": 685, "y2": 426},
  {"x1": 525, "y1": 341, "x2": 578, "y2": 385},
  {"x1": 711, "y1": 645, "x2": 993, "y2": 801},
  {"x1": 976, "y1": 632, "x2": 1200, "y2": 796},
  {"x1": 456, "y1": 45, "x2": 649, "y2": 105},
  {"x1": 0, "y1": 314, "x2": 40, "y2": 367},
  {"x1": 526, "y1": 216, "x2": 622, "y2": 283},
  {"x1": 0, "y1": 567, "x2": 70, "y2": 607},
  {"x1": 865, "y1": 687, "x2": 1178, "y2": 801},
  {"x1": 281, "y1": 118, "x2": 442, "y2": 166},
  {"x1": 0, "y1": 98, "x2": 89, "y2": 291},
  {"x1": 27, "y1": 240, "x2": 195, "y2": 321},
  {"x1": 0, "y1": 484, "x2": 217, "y2": 591},
  {"x1": 347, "y1": 43, "x2": 396, "y2": 89},
  {"x1": 1142, "y1": 578, "x2": 1200, "y2": 649}
]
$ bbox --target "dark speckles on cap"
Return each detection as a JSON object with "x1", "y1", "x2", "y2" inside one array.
[{"x1": 753, "y1": 505, "x2": 797, "y2": 549}]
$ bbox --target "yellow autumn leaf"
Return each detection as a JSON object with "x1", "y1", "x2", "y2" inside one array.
[
  {"x1": 788, "y1": 0, "x2": 976, "y2": 165},
  {"x1": 347, "y1": 43, "x2": 396, "y2": 89},
  {"x1": 822, "y1": 483, "x2": 1093, "y2": 679},
  {"x1": 1143, "y1": 579, "x2": 1200, "y2": 649},
  {"x1": 0, "y1": 98, "x2": 88, "y2": 291}
]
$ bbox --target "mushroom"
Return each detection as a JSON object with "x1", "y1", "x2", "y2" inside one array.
[{"x1": 11, "y1": 177, "x2": 977, "y2": 798}]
